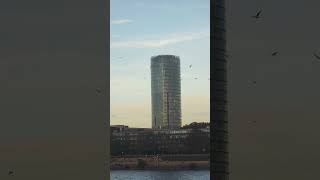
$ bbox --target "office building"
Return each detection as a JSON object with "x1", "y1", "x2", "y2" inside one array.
[{"x1": 151, "y1": 55, "x2": 181, "y2": 129}]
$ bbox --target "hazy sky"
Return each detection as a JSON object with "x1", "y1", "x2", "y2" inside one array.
[{"x1": 110, "y1": 0, "x2": 210, "y2": 127}]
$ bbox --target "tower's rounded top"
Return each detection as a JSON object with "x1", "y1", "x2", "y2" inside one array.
[
  {"x1": 151, "y1": 55, "x2": 180, "y2": 60},
  {"x1": 151, "y1": 55, "x2": 180, "y2": 64}
]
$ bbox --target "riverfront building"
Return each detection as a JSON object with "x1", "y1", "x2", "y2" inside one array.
[{"x1": 111, "y1": 125, "x2": 210, "y2": 155}]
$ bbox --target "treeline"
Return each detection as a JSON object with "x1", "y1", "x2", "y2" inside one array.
[{"x1": 181, "y1": 122, "x2": 210, "y2": 129}]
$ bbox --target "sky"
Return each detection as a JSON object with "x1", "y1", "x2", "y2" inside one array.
[{"x1": 110, "y1": 0, "x2": 210, "y2": 128}]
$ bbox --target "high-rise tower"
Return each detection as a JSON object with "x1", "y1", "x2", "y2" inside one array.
[{"x1": 151, "y1": 55, "x2": 181, "y2": 129}]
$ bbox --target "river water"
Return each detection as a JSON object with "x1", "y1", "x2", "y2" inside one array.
[{"x1": 111, "y1": 170, "x2": 210, "y2": 180}]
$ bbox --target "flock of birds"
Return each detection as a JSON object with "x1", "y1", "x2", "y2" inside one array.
[
  {"x1": 251, "y1": 9, "x2": 320, "y2": 59},
  {"x1": 248, "y1": 9, "x2": 320, "y2": 87},
  {"x1": 245, "y1": 9, "x2": 320, "y2": 124}
]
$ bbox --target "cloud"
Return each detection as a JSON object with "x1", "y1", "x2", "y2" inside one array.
[
  {"x1": 111, "y1": 31, "x2": 209, "y2": 48},
  {"x1": 111, "y1": 19, "x2": 133, "y2": 25}
]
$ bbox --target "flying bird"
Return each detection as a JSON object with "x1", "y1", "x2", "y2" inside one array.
[
  {"x1": 271, "y1": 51, "x2": 279, "y2": 56},
  {"x1": 194, "y1": 77, "x2": 198, "y2": 80},
  {"x1": 313, "y1": 52, "x2": 320, "y2": 60},
  {"x1": 251, "y1": 80, "x2": 257, "y2": 84},
  {"x1": 189, "y1": 65, "x2": 192, "y2": 68},
  {"x1": 8, "y1": 170, "x2": 14, "y2": 176},
  {"x1": 96, "y1": 88, "x2": 102, "y2": 94},
  {"x1": 252, "y1": 10, "x2": 262, "y2": 19}
]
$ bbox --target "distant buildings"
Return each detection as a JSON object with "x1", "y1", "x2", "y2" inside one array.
[
  {"x1": 151, "y1": 55, "x2": 181, "y2": 129},
  {"x1": 111, "y1": 125, "x2": 210, "y2": 155}
]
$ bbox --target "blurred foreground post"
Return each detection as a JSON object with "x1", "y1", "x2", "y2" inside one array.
[{"x1": 211, "y1": 0, "x2": 229, "y2": 179}]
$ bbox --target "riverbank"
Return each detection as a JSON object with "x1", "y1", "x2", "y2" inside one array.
[{"x1": 110, "y1": 154, "x2": 209, "y2": 170}]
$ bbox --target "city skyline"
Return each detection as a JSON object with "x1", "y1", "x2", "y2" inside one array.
[{"x1": 111, "y1": 0, "x2": 210, "y2": 128}]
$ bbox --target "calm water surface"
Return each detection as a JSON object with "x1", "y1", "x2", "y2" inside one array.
[{"x1": 111, "y1": 170, "x2": 210, "y2": 180}]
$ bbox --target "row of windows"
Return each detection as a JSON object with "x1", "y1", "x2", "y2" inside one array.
[{"x1": 151, "y1": 59, "x2": 180, "y2": 64}]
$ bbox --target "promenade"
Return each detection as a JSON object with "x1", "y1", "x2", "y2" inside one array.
[{"x1": 111, "y1": 154, "x2": 209, "y2": 170}]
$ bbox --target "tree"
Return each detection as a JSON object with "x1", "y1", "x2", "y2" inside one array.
[{"x1": 181, "y1": 122, "x2": 210, "y2": 129}]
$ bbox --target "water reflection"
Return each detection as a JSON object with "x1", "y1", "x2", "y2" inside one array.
[{"x1": 111, "y1": 170, "x2": 209, "y2": 180}]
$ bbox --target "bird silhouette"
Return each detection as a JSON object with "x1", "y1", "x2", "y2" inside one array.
[
  {"x1": 249, "y1": 120, "x2": 257, "y2": 124},
  {"x1": 189, "y1": 65, "x2": 192, "y2": 68},
  {"x1": 194, "y1": 77, "x2": 198, "y2": 80},
  {"x1": 252, "y1": 10, "x2": 262, "y2": 19},
  {"x1": 313, "y1": 52, "x2": 320, "y2": 60},
  {"x1": 96, "y1": 88, "x2": 102, "y2": 94},
  {"x1": 252, "y1": 80, "x2": 257, "y2": 84},
  {"x1": 272, "y1": 51, "x2": 279, "y2": 56},
  {"x1": 8, "y1": 170, "x2": 14, "y2": 176}
]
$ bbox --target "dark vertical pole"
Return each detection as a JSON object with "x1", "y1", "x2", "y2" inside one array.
[
  {"x1": 105, "y1": 0, "x2": 110, "y2": 178},
  {"x1": 167, "y1": 92, "x2": 170, "y2": 129},
  {"x1": 211, "y1": 0, "x2": 229, "y2": 180}
]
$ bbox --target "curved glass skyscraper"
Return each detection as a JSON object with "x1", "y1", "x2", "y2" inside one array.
[{"x1": 151, "y1": 55, "x2": 181, "y2": 129}]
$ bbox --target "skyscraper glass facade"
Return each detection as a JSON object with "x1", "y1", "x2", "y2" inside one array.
[{"x1": 151, "y1": 55, "x2": 181, "y2": 129}]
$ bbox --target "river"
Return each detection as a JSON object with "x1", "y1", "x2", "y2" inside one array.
[{"x1": 111, "y1": 170, "x2": 210, "y2": 180}]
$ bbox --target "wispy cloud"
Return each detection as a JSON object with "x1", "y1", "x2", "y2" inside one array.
[
  {"x1": 111, "y1": 31, "x2": 209, "y2": 48},
  {"x1": 111, "y1": 19, "x2": 133, "y2": 25},
  {"x1": 133, "y1": 1, "x2": 209, "y2": 10}
]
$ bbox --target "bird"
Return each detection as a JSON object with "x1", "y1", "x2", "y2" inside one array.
[
  {"x1": 96, "y1": 88, "x2": 102, "y2": 94},
  {"x1": 313, "y1": 52, "x2": 320, "y2": 60},
  {"x1": 252, "y1": 10, "x2": 262, "y2": 19},
  {"x1": 194, "y1": 77, "x2": 198, "y2": 80},
  {"x1": 189, "y1": 65, "x2": 192, "y2": 68},
  {"x1": 271, "y1": 51, "x2": 279, "y2": 56},
  {"x1": 8, "y1": 170, "x2": 14, "y2": 176},
  {"x1": 251, "y1": 80, "x2": 257, "y2": 84}
]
